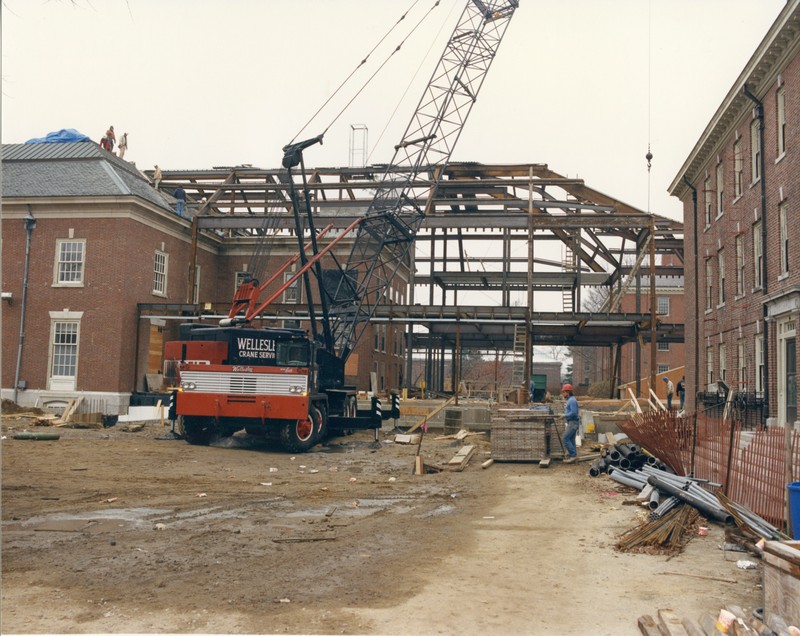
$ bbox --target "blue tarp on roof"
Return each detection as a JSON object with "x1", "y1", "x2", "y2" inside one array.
[{"x1": 25, "y1": 129, "x2": 91, "y2": 144}]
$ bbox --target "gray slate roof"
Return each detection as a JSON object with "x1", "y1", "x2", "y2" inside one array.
[{"x1": 2, "y1": 141, "x2": 173, "y2": 211}]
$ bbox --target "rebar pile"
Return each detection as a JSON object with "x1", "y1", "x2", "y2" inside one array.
[{"x1": 615, "y1": 503, "x2": 700, "y2": 553}]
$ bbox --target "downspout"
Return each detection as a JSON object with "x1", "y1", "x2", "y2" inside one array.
[
  {"x1": 13, "y1": 207, "x2": 36, "y2": 403},
  {"x1": 683, "y1": 176, "x2": 699, "y2": 477},
  {"x1": 743, "y1": 84, "x2": 769, "y2": 422},
  {"x1": 683, "y1": 177, "x2": 699, "y2": 408}
]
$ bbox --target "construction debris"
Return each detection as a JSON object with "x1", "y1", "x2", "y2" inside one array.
[
  {"x1": 616, "y1": 503, "x2": 700, "y2": 554},
  {"x1": 446, "y1": 444, "x2": 476, "y2": 472}
]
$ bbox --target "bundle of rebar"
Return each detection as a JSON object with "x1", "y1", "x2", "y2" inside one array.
[{"x1": 616, "y1": 503, "x2": 700, "y2": 553}]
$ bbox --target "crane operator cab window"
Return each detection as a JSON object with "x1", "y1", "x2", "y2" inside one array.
[{"x1": 277, "y1": 341, "x2": 311, "y2": 367}]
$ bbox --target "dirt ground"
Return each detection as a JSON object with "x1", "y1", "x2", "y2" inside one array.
[{"x1": 1, "y1": 410, "x2": 765, "y2": 635}]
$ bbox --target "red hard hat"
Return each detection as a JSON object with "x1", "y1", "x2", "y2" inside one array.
[{"x1": 561, "y1": 384, "x2": 573, "y2": 392}]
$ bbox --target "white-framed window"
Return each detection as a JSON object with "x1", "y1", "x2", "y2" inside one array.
[
  {"x1": 719, "y1": 343, "x2": 727, "y2": 382},
  {"x1": 235, "y1": 271, "x2": 250, "y2": 291},
  {"x1": 755, "y1": 333, "x2": 765, "y2": 394},
  {"x1": 733, "y1": 138, "x2": 743, "y2": 198},
  {"x1": 716, "y1": 162, "x2": 724, "y2": 218},
  {"x1": 753, "y1": 221, "x2": 763, "y2": 289},
  {"x1": 657, "y1": 364, "x2": 669, "y2": 375},
  {"x1": 48, "y1": 310, "x2": 83, "y2": 392},
  {"x1": 283, "y1": 271, "x2": 300, "y2": 303},
  {"x1": 718, "y1": 249, "x2": 726, "y2": 306},
  {"x1": 704, "y1": 177, "x2": 712, "y2": 227},
  {"x1": 657, "y1": 341, "x2": 670, "y2": 352},
  {"x1": 153, "y1": 250, "x2": 168, "y2": 296},
  {"x1": 657, "y1": 296, "x2": 670, "y2": 316},
  {"x1": 777, "y1": 86, "x2": 786, "y2": 157},
  {"x1": 780, "y1": 202, "x2": 789, "y2": 275},
  {"x1": 706, "y1": 346, "x2": 714, "y2": 386},
  {"x1": 736, "y1": 234, "x2": 745, "y2": 297},
  {"x1": 193, "y1": 265, "x2": 201, "y2": 304},
  {"x1": 705, "y1": 259, "x2": 713, "y2": 311},
  {"x1": 751, "y1": 119, "x2": 761, "y2": 182},
  {"x1": 738, "y1": 339, "x2": 746, "y2": 390},
  {"x1": 54, "y1": 238, "x2": 86, "y2": 286}
]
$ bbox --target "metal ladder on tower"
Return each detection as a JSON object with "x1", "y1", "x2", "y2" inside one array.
[
  {"x1": 511, "y1": 323, "x2": 526, "y2": 388},
  {"x1": 562, "y1": 241, "x2": 576, "y2": 313}
]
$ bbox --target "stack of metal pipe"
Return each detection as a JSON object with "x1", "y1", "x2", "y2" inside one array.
[{"x1": 588, "y1": 442, "x2": 663, "y2": 477}]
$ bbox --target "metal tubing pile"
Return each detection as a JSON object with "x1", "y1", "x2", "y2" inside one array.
[
  {"x1": 606, "y1": 464, "x2": 735, "y2": 523},
  {"x1": 715, "y1": 491, "x2": 791, "y2": 541},
  {"x1": 616, "y1": 410, "x2": 693, "y2": 475},
  {"x1": 615, "y1": 503, "x2": 700, "y2": 552},
  {"x1": 588, "y1": 442, "x2": 664, "y2": 477}
]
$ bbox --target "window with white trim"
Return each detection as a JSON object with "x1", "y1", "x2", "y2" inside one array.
[
  {"x1": 48, "y1": 311, "x2": 83, "y2": 391},
  {"x1": 657, "y1": 364, "x2": 669, "y2": 375},
  {"x1": 706, "y1": 346, "x2": 714, "y2": 386},
  {"x1": 755, "y1": 333, "x2": 765, "y2": 394},
  {"x1": 751, "y1": 119, "x2": 761, "y2": 182},
  {"x1": 704, "y1": 177, "x2": 712, "y2": 227},
  {"x1": 733, "y1": 138, "x2": 743, "y2": 198},
  {"x1": 777, "y1": 86, "x2": 786, "y2": 156},
  {"x1": 52, "y1": 322, "x2": 79, "y2": 377},
  {"x1": 235, "y1": 271, "x2": 250, "y2": 291},
  {"x1": 736, "y1": 234, "x2": 744, "y2": 297},
  {"x1": 738, "y1": 339, "x2": 746, "y2": 390},
  {"x1": 657, "y1": 296, "x2": 669, "y2": 316},
  {"x1": 780, "y1": 202, "x2": 789, "y2": 275},
  {"x1": 153, "y1": 250, "x2": 168, "y2": 296},
  {"x1": 705, "y1": 259, "x2": 713, "y2": 311},
  {"x1": 718, "y1": 249, "x2": 725, "y2": 306},
  {"x1": 193, "y1": 265, "x2": 201, "y2": 304},
  {"x1": 657, "y1": 341, "x2": 670, "y2": 352},
  {"x1": 753, "y1": 221, "x2": 763, "y2": 289},
  {"x1": 716, "y1": 162, "x2": 724, "y2": 217},
  {"x1": 719, "y1": 343, "x2": 727, "y2": 382},
  {"x1": 54, "y1": 238, "x2": 86, "y2": 286},
  {"x1": 283, "y1": 271, "x2": 300, "y2": 303}
]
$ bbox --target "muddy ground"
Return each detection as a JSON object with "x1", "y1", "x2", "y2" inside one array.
[{"x1": 1, "y1": 411, "x2": 764, "y2": 635}]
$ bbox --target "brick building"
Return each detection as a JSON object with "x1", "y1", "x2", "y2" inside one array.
[
  {"x1": 1, "y1": 141, "x2": 405, "y2": 414},
  {"x1": 669, "y1": 1, "x2": 800, "y2": 424}
]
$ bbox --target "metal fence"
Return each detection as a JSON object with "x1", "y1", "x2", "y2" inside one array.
[{"x1": 696, "y1": 391, "x2": 767, "y2": 431}]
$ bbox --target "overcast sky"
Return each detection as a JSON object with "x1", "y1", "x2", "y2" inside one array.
[{"x1": 1, "y1": 0, "x2": 788, "y2": 222}]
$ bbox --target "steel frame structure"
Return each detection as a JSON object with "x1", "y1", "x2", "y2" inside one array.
[{"x1": 149, "y1": 161, "x2": 683, "y2": 395}]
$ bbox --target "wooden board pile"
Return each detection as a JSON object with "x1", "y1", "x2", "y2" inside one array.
[{"x1": 638, "y1": 604, "x2": 795, "y2": 636}]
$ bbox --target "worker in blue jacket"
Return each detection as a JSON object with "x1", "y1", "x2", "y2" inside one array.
[{"x1": 561, "y1": 384, "x2": 579, "y2": 464}]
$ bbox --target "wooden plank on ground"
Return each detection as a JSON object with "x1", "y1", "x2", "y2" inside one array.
[
  {"x1": 698, "y1": 612, "x2": 726, "y2": 635},
  {"x1": 394, "y1": 433, "x2": 421, "y2": 445},
  {"x1": 538, "y1": 458, "x2": 551, "y2": 469},
  {"x1": 680, "y1": 617, "x2": 705, "y2": 636},
  {"x1": 481, "y1": 458, "x2": 494, "y2": 469},
  {"x1": 446, "y1": 444, "x2": 476, "y2": 472},
  {"x1": 636, "y1": 615, "x2": 661, "y2": 636},
  {"x1": 657, "y1": 609, "x2": 690, "y2": 636}
]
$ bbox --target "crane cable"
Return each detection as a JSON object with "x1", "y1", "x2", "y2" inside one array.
[
  {"x1": 645, "y1": 0, "x2": 653, "y2": 215},
  {"x1": 368, "y1": 0, "x2": 458, "y2": 163},
  {"x1": 290, "y1": 0, "x2": 442, "y2": 145}
]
